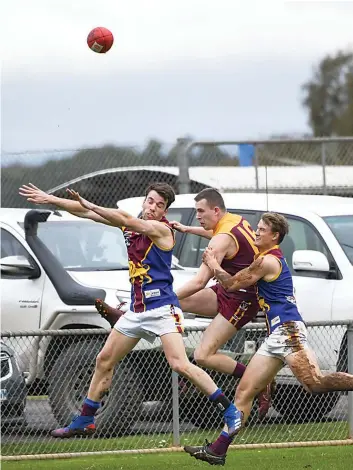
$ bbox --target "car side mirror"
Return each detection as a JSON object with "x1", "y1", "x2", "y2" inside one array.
[
  {"x1": 0, "y1": 255, "x2": 40, "y2": 278},
  {"x1": 292, "y1": 250, "x2": 330, "y2": 273}
]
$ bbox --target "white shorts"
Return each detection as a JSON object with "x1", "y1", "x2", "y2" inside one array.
[
  {"x1": 256, "y1": 321, "x2": 308, "y2": 361},
  {"x1": 114, "y1": 304, "x2": 184, "y2": 343}
]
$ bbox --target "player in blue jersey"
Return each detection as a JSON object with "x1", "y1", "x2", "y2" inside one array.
[
  {"x1": 184, "y1": 212, "x2": 353, "y2": 466},
  {"x1": 19, "y1": 182, "x2": 242, "y2": 439}
]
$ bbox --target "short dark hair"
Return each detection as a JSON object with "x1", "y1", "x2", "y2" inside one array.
[
  {"x1": 261, "y1": 212, "x2": 289, "y2": 244},
  {"x1": 145, "y1": 182, "x2": 175, "y2": 209},
  {"x1": 194, "y1": 188, "x2": 226, "y2": 211}
]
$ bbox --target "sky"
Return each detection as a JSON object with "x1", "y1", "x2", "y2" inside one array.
[{"x1": 2, "y1": 0, "x2": 353, "y2": 156}]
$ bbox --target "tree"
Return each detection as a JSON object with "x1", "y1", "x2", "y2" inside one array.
[
  {"x1": 302, "y1": 50, "x2": 353, "y2": 136},
  {"x1": 140, "y1": 139, "x2": 164, "y2": 165}
]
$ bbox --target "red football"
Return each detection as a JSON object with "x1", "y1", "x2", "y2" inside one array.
[{"x1": 87, "y1": 27, "x2": 114, "y2": 54}]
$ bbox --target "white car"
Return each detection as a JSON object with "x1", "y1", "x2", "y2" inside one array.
[
  {"x1": 118, "y1": 192, "x2": 353, "y2": 325},
  {"x1": 1, "y1": 192, "x2": 352, "y2": 430},
  {"x1": 0, "y1": 207, "x2": 206, "y2": 435},
  {"x1": 118, "y1": 192, "x2": 353, "y2": 421}
]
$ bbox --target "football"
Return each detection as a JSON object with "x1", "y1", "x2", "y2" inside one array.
[{"x1": 87, "y1": 27, "x2": 114, "y2": 53}]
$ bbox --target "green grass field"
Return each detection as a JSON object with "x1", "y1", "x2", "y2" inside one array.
[
  {"x1": 1, "y1": 420, "x2": 349, "y2": 456},
  {"x1": 2, "y1": 446, "x2": 353, "y2": 470}
]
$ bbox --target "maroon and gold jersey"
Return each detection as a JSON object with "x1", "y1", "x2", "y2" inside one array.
[
  {"x1": 212, "y1": 213, "x2": 259, "y2": 295},
  {"x1": 122, "y1": 217, "x2": 180, "y2": 313}
]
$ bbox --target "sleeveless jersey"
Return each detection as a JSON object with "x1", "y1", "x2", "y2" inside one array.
[
  {"x1": 212, "y1": 213, "x2": 259, "y2": 295},
  {"x1": 256, "y1": 246, "x2": 303, "y2": 333},
  {"x1": 122, "y1": 217, "x2": 180, "y2": 313}
]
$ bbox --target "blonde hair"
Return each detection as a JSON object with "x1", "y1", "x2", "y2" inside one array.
[{"x1": 261, "y1": 212, "x2": 289, "y2": 243}]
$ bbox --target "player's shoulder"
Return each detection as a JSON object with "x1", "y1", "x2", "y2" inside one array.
[
  {"x1": 265, "y1": 246, "x2": 283, "y2": 259},
  {"x1": 156, "y1": 218, "x2": 175, "y2": 233},
  {"x1": 214, "y1": 213, "x2": 242, "y2": 235},
  {"x1": 224, "y1": 212, "x2": 243, "y2": 227}
]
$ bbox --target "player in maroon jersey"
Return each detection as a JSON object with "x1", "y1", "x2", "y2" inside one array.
[
  {"x1": 96, "y1": 188, "x2": 273, "y2": 419},
  {"x1": 172, "y1": 189, "x2": 273, "y2": 418},
  {"x1": 19, "y1": 182, "x2": 242, "y2": 439}
]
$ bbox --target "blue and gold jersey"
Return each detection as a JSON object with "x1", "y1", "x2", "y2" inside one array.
[
  {"x1": 256, "y1": 246, "x2": 303, "y2": 333},
  {"x1": 122, "y1": 217, "x2": 180, "y2": 313}
]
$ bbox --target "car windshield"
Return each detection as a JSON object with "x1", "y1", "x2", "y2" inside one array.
[
  {"x1": 323, "y1": 215, "x2": 353, "y2": 265},
  {"x1": 35, "y1": 221, "x2": 128, "y2": 271}
]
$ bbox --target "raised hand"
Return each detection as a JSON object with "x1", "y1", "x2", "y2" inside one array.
[
  {"x1": 18, "y1": 183, "x2": 51, "y2": 205},
  {"x1": 170, "y1": 221, "x2": 188, "y2": 233},
  {"x1": 66, "y1": 189, "x2": 94, "y2": 211}
]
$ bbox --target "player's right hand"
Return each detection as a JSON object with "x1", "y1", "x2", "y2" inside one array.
[
  {"x1": 66, "y1": 189, "x2": 95, "y2": 211},
  {"x1": 170, "y1": 221, "x2": 188, "y2": 233},
  {"x1": 18, "y1": 183, "x2": 51, "y2": 205}
]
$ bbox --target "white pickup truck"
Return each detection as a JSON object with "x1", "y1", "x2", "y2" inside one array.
[{"x1": 1, "y1": 193, "x2": 352, "y2": 433}]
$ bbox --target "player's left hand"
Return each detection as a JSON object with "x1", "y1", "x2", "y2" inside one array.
[{"x1": 67, "y1": 189, "x2": 94, "y2": 210}]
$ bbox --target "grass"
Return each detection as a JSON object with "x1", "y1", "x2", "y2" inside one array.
[
  {"x1": 1, "y1": 421, "x2": 349, "y2": 456},
  {"x1": 2, "y1": 446, "x2": 353, "y2": 470}
]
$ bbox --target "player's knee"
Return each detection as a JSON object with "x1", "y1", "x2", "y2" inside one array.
[
  {"x1": 193, "y1": 347, "x2": 210, "y2": 368},
  {"x1": 299, "y1": 374, "x2": 323, "y2": 394},
  {"x1": 168, "y1": 358, "x2": 191, "y2": 376},
  {"x1": 95, "y1": 350, "x2": 114, "y2": 372},
  {"x1": 235, "y1": 381, "x2": 257, "y2": 405}
]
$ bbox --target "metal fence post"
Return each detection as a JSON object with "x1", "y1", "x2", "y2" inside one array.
[
  {"x1": 321, "y1": 142, "x2": 327, "y2": 195},
  {"x1": 348, "y1": 323, "x2": 353, "y2": 439},
  {"x1": 254, "y1": 143, "x2": 259, "y2": 192},
  {"x1": 172, "y1": 370, "x2": 181, "y2": 446},
  {"x1": 176, "y1": 137, "x2": 191, "y2": 194}
]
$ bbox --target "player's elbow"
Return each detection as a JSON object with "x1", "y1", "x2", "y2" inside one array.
[
  {"x1": 224, "y1": 282, "x2": 240, "y2": 292},
  {"x1": 121, "y1": 218, "x2": 137, "y2": 231},
  {"x1": 71, "y1": 210, "x2": 89, "y2": 219},
  {"x1": 196, "y1": 277, "x2": 209, "y2": 290}
]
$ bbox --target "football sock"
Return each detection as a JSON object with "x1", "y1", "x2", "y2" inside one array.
[
  {"x1": 210, "y1": 431, "x2": 234, "y2": 455},
  {"x1": 232, "y1": 362, "x2": 246, "y2": 378},
  {"x1": 81, "y1": 397, "x2": 100, "y2": 417},
  {"x1": 208, "y1": 388, "x2": 232, "y2": 411}
]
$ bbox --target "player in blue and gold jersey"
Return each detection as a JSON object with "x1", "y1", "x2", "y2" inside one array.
[{"x1": 185, "y1": 212, "x2": 353, "y2": 466}]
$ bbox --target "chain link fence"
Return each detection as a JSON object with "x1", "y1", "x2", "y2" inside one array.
[
  {"x1": 1, "y1": 321, "x2": 352, "y2": 458},
  {"x1": 2, "y1": 137, "x2": 353, "y2": 209},
  {"x1": 177, "y1": 138, "x2": 353, "y2": 197}
]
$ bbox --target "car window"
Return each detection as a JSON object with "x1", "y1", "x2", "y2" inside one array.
[
  {"x1": 165, "y1": 209, "x2": 184, "y2": 224},
  {"x1": 1, "y1": 229, "x2": 30, "y2": 260},
  {"x1": 167, "y1": 208, "x2": 194, "y2": 259},
  {"x1": 33, "y1": 221, "x2": 128, "y2": 271},
  {"x1": 324, "y1": 215, "x2": 353, "y2": 265},
  {"x1": 178, "y1": 211, "x2": 259, "y2": 269},
  {"x1": 178, "y1": 216, "x2": 209, "y2": 268},
  {"x1": 280, "y1": 216, "x2": 331, "y2": 274}
]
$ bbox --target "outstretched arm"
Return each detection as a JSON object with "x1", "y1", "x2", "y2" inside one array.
[
  {"x1": 203, "y1": 247, "x2": 278, "y2": 291},
  {"x1": 66, "y1": 190, "x2": 171, "y2": 238},
  {"x1": 170, "y1": 221, "x2": 213, "y2": 239},
  {"x1": 19, "y1": 184, "x2": 113, "y2": 225}
]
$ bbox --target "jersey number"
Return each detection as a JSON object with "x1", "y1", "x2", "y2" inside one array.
[{"x1": 238, "y1": 220, "x2": 258, "y2": 254}]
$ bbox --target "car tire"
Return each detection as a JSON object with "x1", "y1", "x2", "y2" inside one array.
[
  {"x1": 272, "y1": 384, "x2": 340, "y2": 422},
  {"x1": 48, "y1": 338, "x2": 144, "y2": 437}
]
